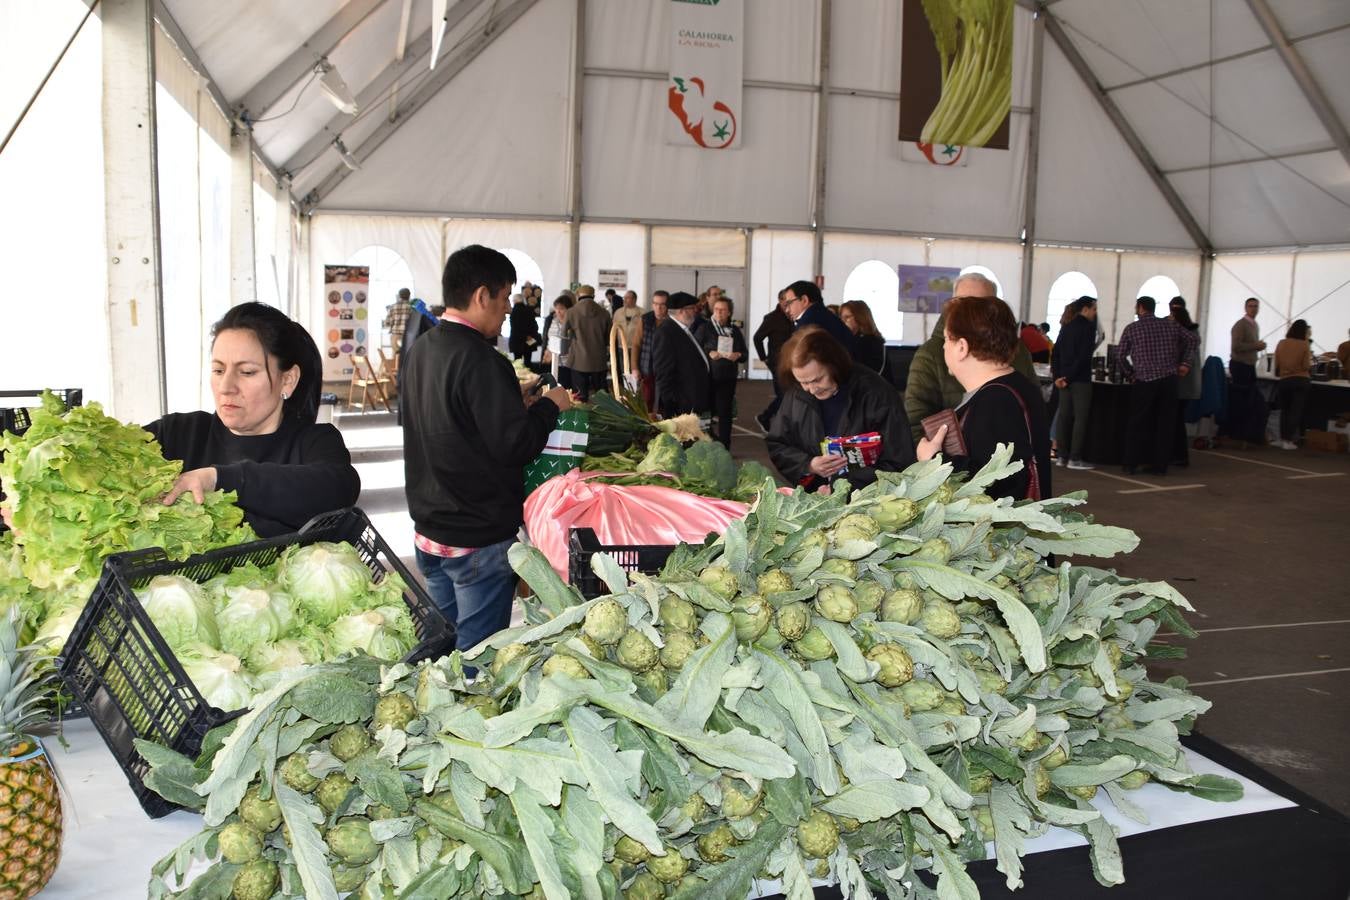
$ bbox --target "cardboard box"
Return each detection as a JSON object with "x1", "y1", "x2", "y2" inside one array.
[{"x1": 1303, "y1": 430, "x2": 1348, "y2": 453}]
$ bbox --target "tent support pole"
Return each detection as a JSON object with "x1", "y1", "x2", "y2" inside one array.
[
  {"x1": 102, "y1": 0, "x2": 167, "y2": 421},
  {"x1": 1018, "y1": 8, "x2": 1046, "y2": 322},
  {"x1": 231, "y1": 127, "x2": 258, "y2": 304},
  {"x1": 1245, "y1": 0, "x2": 1350, "y2": 169},
  {"x1": 1196, "y1": 252, "x2": 1214, "y2": 344},
  {"x1": 811, "y1": 0, "x2": 831, "y2": 280},
  {"x1": 1041, "y1": 9, "x2": 1213, "y2": 255},
  {"x1": 569, "y1": 0, "x2": 585, "y2": 285}
]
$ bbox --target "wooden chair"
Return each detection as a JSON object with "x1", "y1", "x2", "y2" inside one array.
[
  {"x1": 376, "y1": 348, "x2": 399, "y2": 389},
  {"x1": 347, "y1": 354, "x2": 392, "y2": 413}
]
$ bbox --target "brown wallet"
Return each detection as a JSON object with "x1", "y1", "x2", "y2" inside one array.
[{"x1": 921, "y1": 408, "x2": 968, "y2": 457}]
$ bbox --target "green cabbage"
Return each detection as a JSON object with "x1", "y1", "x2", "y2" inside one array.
[
  {"x1": 329, "y1": 606, "x2": 416, "y2": 661},
  {"x1": 278, "y1": 542, "x2": 373, "y2": 625},
  {"x1": 215, "y1": 585, "x2": 296, "y2": 657},
  {"x1": 138, "y1": 574, "x2": 219, "y2": 650},
  {"x1": 178, "y1": 643, "x2": 257, "y2": 710},
  {"x1": 245, "y1": 636, "x2": 326, "y2": 674}
]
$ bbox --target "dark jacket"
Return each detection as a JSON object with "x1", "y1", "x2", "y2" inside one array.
[
  {"x1": 639, "y1": 311, "x2": 662, "y2": 375},
  {"x1": 903, "y1": 312, "x2": 1040, "y2": 443},
  {"x1": 753, "y1": 308, "x2": 794, "y2": 372},
  {"x1": 145, "y1": 412, "x2": 360, "y2": 538},
  {"x1": 953, "y1": 372, "x2": 1051, "y2": 502},
  {"x1": 855, "y1": 333, "x2": 887, "y2": 375},
  {"x1": 401, "y1": 320, "x2": 560, "y2": 547},
  {"x1": 652, "y1": 318, "x2": 711, "y2": 418},
  {"x1": 1051, "y1": 314, "x2": 1096, "y2": 384},
  {"x1": 700, "y1": 321, "x2": 748, "y2": 384},
  {"x1": 794, "y1": 302, "x2": 858, "y2": 357},
  {"x1": 766, "y1": 367, "x2": 916, "y2": 490},
  {"x1": 508, "y1": 302, "x2": 539, "y2": 355}
]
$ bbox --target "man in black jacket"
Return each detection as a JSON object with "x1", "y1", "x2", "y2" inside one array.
[
  {"x1": 651, "y1": 291, "x2": 711, "y2": 420},
  {"x1": 783, "y1": 279, "x2": 859, "y2": 357},
  {"x1": 701, "y1": 296, "x2": 749, "y2": 448},
  {"x1": 1051, "y1": 296, "x2": 1098, "y2": 470},
  {"x1": 753, "y1": 288, "x2": 794, "y2": 429},
  {"x1": 402, "y1": 245, "x2": 573, "y2": 661}
]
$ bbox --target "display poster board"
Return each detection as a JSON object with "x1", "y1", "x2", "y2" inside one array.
[
  {"x1": 897, "y1": 264, "x2": 961, "y2": 314},
  {"x1": 668, "y1": 0, "x2": 743, "y2": 150},
  {"x1": 323, "y1": 265, "x2": 370, "y2": 380},
  {"x1": 597, "y1": 269, "x2": 628, "y2": 291},
  {"x1": 898, "y1": 0, "x2": 1012, "y2": 152}
]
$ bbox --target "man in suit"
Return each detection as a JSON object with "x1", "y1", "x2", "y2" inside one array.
[
  {"x1": 783, "y1": 279, "x2": 858, "y2": 357},
  {"x1": 652, "y1": 291, "x2": 711, "y2": 419},
  {"x1": 566, "y1": 284, "x2": 611, "y2": 401}
]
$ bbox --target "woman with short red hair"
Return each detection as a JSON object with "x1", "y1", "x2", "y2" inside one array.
[
  {"x1": 916, "y1": 295, "x2": 1051, "y2": 501},
  {"x1": 766, "y1": 327, "x2": 915, "y2": 492}
]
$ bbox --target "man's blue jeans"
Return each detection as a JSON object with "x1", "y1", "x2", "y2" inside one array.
[{"x1": 416, "y1": 538, "x2": 517, "y2": 665}]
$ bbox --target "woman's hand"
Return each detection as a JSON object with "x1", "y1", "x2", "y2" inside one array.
[
  {"x1": 725, "y1": 351, "x2": 742, "y2": 362},
  {"x1": 916, "y1": 424, "x2": 946, "y2": 462},
  {"x1": 808, "y1": 454, "x2": 848, "y2": 478},
  {"x1": 163, "y1": 467, "x2": 218, "y2": 506}
]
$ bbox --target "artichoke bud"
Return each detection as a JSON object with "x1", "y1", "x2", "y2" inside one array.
[
  {"x1": 1118, "y1": 770, "x2": 1150, "y2": 790},
  {"x1": 815, "y1": 584, "x2": 859, "y2": 623},
  {"x1": 542, "y1": 652, "x2": 590, "y2": 680},
  {"x1": 280, "y1": 753, "x2": 320, "y2": 793},
  {"x1": 461, "y1": 693, "x2": 501, "y2": 718},
  {"x1": 218, "y1": 822, "x2": 263, "y2": 864},
  {"x1": 325, "y1": 817, "x2": 379, "y2": 866},
  {"x1": 658, "y1": 595, "x2": 699, "y2": 632},
  {"x1": 853, "y1": 581, "x2": 885, "y2": 615},
  {"x1": 658, "y1": 630, "x2": 698, "y2": 669},
  {"x1": 490, "y1": 642, "x2": 530, "y2": 677},
  {"x1": 697, "y1": 565, "x2": 739, "y2": 600},
  {"x1": 1014, "y1": 728, "x2": 1042, "y2": 753},
  {"x1": 680, "y1": 793, "x2": 710, "y2": 823},
  {"x1": 919, "y1": 600, "x2": 962, "y2": 639},
  {"x1": 866, "y1": 642, "x2": 915, "y2": 687},
  {"x1": 624, "y1": 872, "x2": 665, "y2": 900},
  {"x1": 973, "y1": 805, "x2": 995, "y2": 841},
  {"x1": 616, "y1": 628, "x2": 660, "y2": 672},
  {"x1": 238, "y1": 785, "x2": 283, "y2": 834},
  {"x1": 796, "y1": 810, "x2": 840, "y2": 859},
  {"x1": 755, "y1": 570, "x2": 794, "y2": 597},
  {"x1": 1067, "y1": 783, "x2": 1098, "y2": 801},
  {"x1": 830, "y1": 513, "x2": 880, "y2": 545},
  {"x1": 732, "y1": 596, "x2": 772, "y2": 643},
  {"x1": 870, "y1": 497, "x2": 919, "y2": 530},
  {"x1": 1041, "y1": 744, "x2": 1069, "y2": 770},
  {"x1": 373, "y1": 692, "x2": 417, "y2": 732},
  {"x1": 720, "y1": 777, "x2": 762, "y2": 819},
  {"x1": 646, "y1": 848, "x2": 689, "y2": 883},
  {"x1": 316, "y1": 773, "x2": 355, "y2": 815},
  {"x1": 696, "y1": 824, "x2": 737, "y2": 862},
  {"x1": 583, "y1": 598, "x2": 629, "y2": 645},
  {"x1": 792, "y1": 626, "x2": 836, "y2": 661},
  {"x1": 913, "y1": 537, "x2": 951, "y2": 564},
  {"x1": 898, "y1": 679, "x2": 943, "y2": 711},
  {"x1": 614, "y1": 834, "x2": 651, "y2": 864},
  {"x1": 231, "y1": 860, "x2": 279, "y2": 900},
  {"x1": 775, "y1": 602, "x2": 811, "y2": 642},
  {"x1": 880, "y1": 588, "x2": 922, "y2": 624},
  {"x1": 330, "y1": 723, "x2": 372, "y2": 762},
  {"x1": 819, "y1": 558, "x2": 858, "y2": 581},
  {"x1": 937, "y1": 697, "x2": 966, "y2": 716}
]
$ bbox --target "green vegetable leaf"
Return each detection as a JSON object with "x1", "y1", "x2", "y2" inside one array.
[
  {"x1": 1163, "y1": 773, "x2": 1244, "y2": 802},
  {"x1": 763, "y1": 769, "x2": 812, "y2": 827},
  {"x1": 557, "y1": 786, "x2": 607, "y2": 900},
  {"x1": 1077, "y1": 809, "x2": 1125, "y2": 886},
  {"x1": 615, "y1": 719, "x2": 690, "y2": 820},
  {"x1": 274, "y1": 781, "x2": 338, "y2": 900},
  {"x1": 655, "y1": 611, "x2": 736, "y2": 731},
  {"x1": 509, "y1": 783, "x2": 570, "y2": 900},
  {"x1": 509, "y1": 543, "x2": 584, "y2": 616},
  {"x1": 989, "y1": 782, "x2": 1032, "y2": 890},
  {"x1": 565, "y1": 707, "x2": 664, "y2": 854},
  {"x1": 415, "y1": 798, "x2": 538, "y2": 894},
  {"x1": 670, "y1": 820, "x2": 786, "y2": 900},
  {"x1": 753, "y1": 649, "x2": 841, "y2": 795},
  {"x1": 1049, "y1": 755, "x2": 1137, "y2": 788},
  {"x1": 346, "y1": 752, "x2": 410, "y2": 813},
  {"x1": 822, "y1": 781, "x2": 929, "y2": 822},
  {"x1": 289, "y1": 672, "x2": 377, "y2": 724}
]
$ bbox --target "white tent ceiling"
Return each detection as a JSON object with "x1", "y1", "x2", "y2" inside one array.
[{"x1": 143, "y1": 0, "x2": 1350, "y2": 250}]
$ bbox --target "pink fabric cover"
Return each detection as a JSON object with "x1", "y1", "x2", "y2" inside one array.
[{"x1": 523, "y1": 469, "x2": 749, "y2": 581}]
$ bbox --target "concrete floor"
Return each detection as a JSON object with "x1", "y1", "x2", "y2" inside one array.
[{"x1": 340, "y1": 379, "x2": 1350, "y2": 817}]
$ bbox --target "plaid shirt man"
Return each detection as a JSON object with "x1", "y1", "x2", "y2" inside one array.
[
  {"x1": 1117, "y1": 313, "x2": 1198, "y2": 383},
  {"x1": 383, "y1": 296, "x2": 414, "y2": 345}
]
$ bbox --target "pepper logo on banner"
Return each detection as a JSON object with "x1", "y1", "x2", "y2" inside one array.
[{"x1": 668, "y1": 0, "x2": 743, "y2": 150}]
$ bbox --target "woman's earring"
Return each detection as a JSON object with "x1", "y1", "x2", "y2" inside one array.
[{"x1": 281, "y1": 391, "x2": 289, "y2": 400}]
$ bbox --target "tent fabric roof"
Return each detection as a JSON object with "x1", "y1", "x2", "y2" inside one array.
[{"x1": 156, "y1": 0, "x2": 1350, "y2": 251}]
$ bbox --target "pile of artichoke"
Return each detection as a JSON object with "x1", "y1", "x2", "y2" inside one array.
[{"x1": 144, "y1": 447, "x2": 1237, "y2": 899}]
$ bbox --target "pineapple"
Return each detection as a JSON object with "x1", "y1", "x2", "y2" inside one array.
[{"x1": 0, "y1": 608, "x2": 62, "y2": 900}]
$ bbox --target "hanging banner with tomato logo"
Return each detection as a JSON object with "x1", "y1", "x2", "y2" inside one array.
[{"x1": 668, "y1": 0, "x2": 742, "y2": 150}]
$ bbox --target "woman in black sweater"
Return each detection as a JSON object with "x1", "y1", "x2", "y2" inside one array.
[
  {"x1": 145, "y1": 303, "x2": 360, "y2": 537},
  {"x1": 840, "y1": 300, "x2": 887, "y2": 375},
  {"x1": 915, "y1": 295, "x2": 1050, "y2": 501}
]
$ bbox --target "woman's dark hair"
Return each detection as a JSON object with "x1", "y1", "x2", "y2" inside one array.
[
  {"x1": 211, "y1": 302, "x2": 322, "y2": 424},
  {"x1": 1172, "y1": 307, "x2": 1198, "y2": 331},
  {"x1": 778, "y1": 326, "x2": 854, "y2": 390},
  {"x1": 553, "y1": 294, "x2": 574, "y2": 310},
  {"x1": 944, "y1": 295, "x2": 1020, "y2": 365},
  {"x1": 841, "y1": 301, "x2": 882, "y2": 338},
  {"x1": 1286, "y1": 319, "x2": 1309, "y2": 340}
]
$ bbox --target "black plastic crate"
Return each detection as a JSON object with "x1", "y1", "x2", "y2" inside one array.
[
  {"x1": 57, "y1": 507, "x2": 453, "y2": 818},
  {"x1": 0, "y1": 388, "x2": 83, "y2": 437},
  {"x1": 567, "y1": 527, "x2": 677, "y2": 599}
]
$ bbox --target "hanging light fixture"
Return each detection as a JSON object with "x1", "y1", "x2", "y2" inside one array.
[
  {"x1": 333, "y1": 138, "x2": 361, "y2": 171},
  {"x1": 316, "y1": 58, "x2": 358, "y2": 114}
]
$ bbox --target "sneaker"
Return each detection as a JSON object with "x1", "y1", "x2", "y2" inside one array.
[
  {"x1": 1278, "y1": 440, "x2": 1298, "y2": 450},
  {"x1": 1055, "y1": 457, "x2": 1067, "y2": 467},
  {"x1": 1067, "y1": 459, "x2": 1095, "y2": 470}
]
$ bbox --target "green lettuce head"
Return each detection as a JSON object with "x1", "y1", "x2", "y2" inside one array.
[
  {"x1": 279, "y1": 542, "x2": 373, "y2": 626},
  {"x1": 138, "y1": 574, "x2": 219, "y2": 650},
  {"x1": 330, "y1": 606, "x2": 416, "y2": 660}
]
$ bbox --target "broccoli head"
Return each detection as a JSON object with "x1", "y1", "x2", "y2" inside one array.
[
  {"x1": 635, "y1": 433, "x2": 686, "y2": 475},
  {"x1": 732, "y1": 460, "x2": 776, "y2": 501},
  {"x1": 682, "y1": 440, "x2": 738, "y2": 495}
]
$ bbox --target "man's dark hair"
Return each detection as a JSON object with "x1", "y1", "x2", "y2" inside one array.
[
  {"x1": 441, "y1": 244, "x2": 516, "y2": 310},
  {"x1": 212, "y1": 302, "x2": 322, "y2": 424},
  {"x1": 397, "y1": 288, "x2": 411, "y2": 300},
  {"x1": 653, "y1": 290, "x2": 670, "y2": 300},
  {"x1": 784, "y1": 280, "x2": 823, "y2": 306},
  {"x1": 1136, "y1": 296, "x2": 1156, "y2": 314}
]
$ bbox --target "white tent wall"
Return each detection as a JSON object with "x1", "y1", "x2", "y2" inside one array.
[
  {"x1": 1026, "y1": 247, "x2": 1199, "y2": 343},
  {"x1": 578, "y1": 224, "x2": 646, "y2": 302},
  {"x1": 312, "y1": 0, "x2": 575, "y2": 216},
  {"x1": 0, "y1": 1, "x2": 111, "y2": 406},
  {"x1": 1205, "y1": 250, "x2": 1350, "y2": 368}
]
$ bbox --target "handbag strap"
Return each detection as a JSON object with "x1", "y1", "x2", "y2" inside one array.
[{"x1": 962, "y1": 380, "x2": 1042, "y2": 501}]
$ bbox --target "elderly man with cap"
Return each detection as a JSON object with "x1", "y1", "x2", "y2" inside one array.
[
  {"x1": 566, "y1": 284, "x2": 611, "y2": 401},
  {"x1": 651, "y1": 291, "x2": 712, "y2": 420}
]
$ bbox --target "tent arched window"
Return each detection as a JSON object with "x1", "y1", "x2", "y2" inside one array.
[
  {"x1": 842, "y1": 260, "x2": 902, "y2": 341},
  {"x1": 1046, "y1": 271, "x2": 1099, "y2": 340},
  {"x1": 348, "y1": 245, "x2": 414, "y2": 353},
  {"x1": 958, "y1": 265, "x2": 1004, "y2": 300},
  {"x1": 1136, "y1": 275, "x2": 1182, "y2": 304}
]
